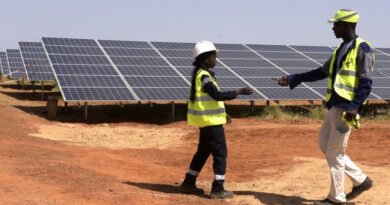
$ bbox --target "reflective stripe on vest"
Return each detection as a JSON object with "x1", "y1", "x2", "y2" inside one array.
[
  {"x1": 325, "y1": 38, "x2": 375, "y2": 102},
  {"x1": 187, "y1": 69, "x2": 227, "y2": 127}
]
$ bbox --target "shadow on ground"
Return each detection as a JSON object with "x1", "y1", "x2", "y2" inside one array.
[
  {"x1": 235, "y1": 191, "x2": 315, "y2": 205},
  {"x1": 123, "y1": 181, "x2": 208, "y2": 199},
  {"x1": 123, "y1": 181, "x2": 319, "y2": 204}
]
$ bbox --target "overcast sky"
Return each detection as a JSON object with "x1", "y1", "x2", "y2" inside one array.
[{"x1": 1, "y1": 0, "x2": 388, "y2": 49}]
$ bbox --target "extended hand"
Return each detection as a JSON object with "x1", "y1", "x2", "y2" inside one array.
[
  {"x1": 272, "y1": 76, "x2": 289, "y2": 86},
  {"x1": 236, "y1": 87, "x2": 253, "y2": 95}
]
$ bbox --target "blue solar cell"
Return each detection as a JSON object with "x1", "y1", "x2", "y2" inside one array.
[
  {"x1": 375, "y1": 61, "x2": 390, "y2": 69},
  {"x1": 42, "y1": 37, "x2": 97, "y2": 47},
  {"x1": 53, "y1": 65, "x2": 117, "y2": 75},
  {"x1": 244, "y1": 78, "x2": 286, "y2": 88},
  {"x1": 257, "y1": 51, "x2": 305, "y2": 59},
  {"x1": 0, "y1": 52, "x2": 9, "y2": 75},
  {"x1": 125, "y1": 76, "x2": 188, "y2": 87},
  {"x1": 230, "y1": 67, "x2": 286, "y2": 77},
  {"x1": 158, "y1": 50, "x2": 192, "y2": 58},
  {"x1": 57, "y1": 75, "x2": 127, "y2": 87},
  {"x1": 151, "y1": 42, "x2": 194, "y2": 50},
  {"x1": 371, "y1": 88, "x2": 390, "y2": 99},
  {"x1": 374, "y1": 54, "x2": 390, "y2": 61},
  {"x1": 6, "y1": 49, "x2": 26, "y2": 79},
  {"x1": 246, "y1": 44, "x2": 293, "y2": 52},
  {"x1": 110, "y1": 56, "x2": 167, "y2": 66},
  {"x1": 376, "y1": 48, "x2": 390, "y2": 55},
  {"x1": 117, "y1": 66, "x2": 179, "y2": 76},
  {"x1": 133, "y1": 88, "x2": 189, "y2": 100},
  {"x1": 217, "y1": 77, "x2": 248, "y2": 87},
  {"x1": 19, "y1": 41, "x2": 55, "y2": 81},
  {"x1": 62, "y1": 87, "x2": 135, "y2": 101},
  {"x1": 98, "y1": 40, "x2": 151, "y2": 49},
  {"x1": 372, "y1": 78, "x2": 390, "y2": 87},
  {"x1": 45, "y1": 45, "x2": 105, "y2": 55},
  {"x1": 221, "y1": 59, "x2": 274, "y2": 68},
  {"x1": 271, "y1": 59, "x2": 320, "y2": 68},
  {"x1": 218, "y1": 51, "x2": 259, "y2": 59},
  {"x1": 290, "y1": 45, "x2": 334, "y2": 52},
  {"x1": 165, "y1": 58, "x2": 193, "y2": 67},
  {"x1": 103, "y1": 48, "x2": 159, "y2": 57},
  {"x1": 259, "y1": 87, "x2": 323, "y2": 100},
  {"x1": 49, "y1": 55, "x2": 110, "y2": 65},
  {"x1": 301, "y1": 53, "x2": 332, "y2": 60},
  {"x1": 214, "y1": 43, "x2": 248, "y2": 51}
]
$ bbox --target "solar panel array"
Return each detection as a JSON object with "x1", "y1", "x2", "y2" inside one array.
[
  {"x1": 6, "y1": 49, "x2": 26, "y2": 79},
  {"x1": 18, "y1": 42, "x2": 55, "y2": 81},
  {"x1": 1, "y1": 37, "x2": 389, "y2": 102},
  {"x1": 372, "y1": 48, "x2": 390, "y2": 99},
  {"x1": 0, "y1": 52, "x2": 9, "y2": 75}
]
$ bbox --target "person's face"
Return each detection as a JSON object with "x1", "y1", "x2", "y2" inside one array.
[
  {"x1": 332, "y1": 22, "x2": 348, "y2": 38},
  {"x1": 208, "y1": 53, "x2": 217, "y2": 68}
]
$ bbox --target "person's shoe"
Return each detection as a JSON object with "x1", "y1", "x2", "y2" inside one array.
[
  {"x1": 314, "y1": 198, "x2": 346, "y2": 205},
  {"x1": 179, "y1": 182, "x2": 204, "y2": 195},
  {"x1": 346, "y1": 176, "x2": 373, "y2": 200},
  {"x1": 209, "y1": 189, "x2": 234, "y2": 199}
]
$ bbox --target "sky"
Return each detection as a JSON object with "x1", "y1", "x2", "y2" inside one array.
[{"x1": 1, "y1": 0, "x2": 389, "y2": 49}]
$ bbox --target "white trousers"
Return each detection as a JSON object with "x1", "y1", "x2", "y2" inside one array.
[{"x1": 318, "y1": 107, "x2": 367, "y2": 203}]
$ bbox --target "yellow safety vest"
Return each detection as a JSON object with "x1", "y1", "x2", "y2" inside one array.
[
  {"x1": 187, "y1": 69, "x2": 227, "y2": 127},
  {"x1": 325, "y1": 38, "x2": 375, "y2": 102}
]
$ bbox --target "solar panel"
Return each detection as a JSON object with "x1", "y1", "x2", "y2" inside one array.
[
  {"x1": 243, "y1": 44, "x2": 325, "y2": 99},
  {"x1": 260, "y1": 87, "x2": 323, "y2": 100},
  {"x1": 98, "y1": 40, "x2": 190, "y2": 100},
  {"x1": 6, "y1": 49, "x2": 26, "y2": 79},
  {"x1": 0, "y1": 52, "x2": 7, "y2": 75},
  {"x1": 42, "y1": 37, "x2": 136, "y2": 101},
  {"x1": 376, "y1": 48, "x2": 390, "y2": 55},
  {"x1": 18, "y1": 42, "x2": 55, "y2": 81},
  {"x1": 246, "y1": 44, "x2": 293, "y2": 52},
  {"x1": 289, "y1": 45, "x2": 334, "y2": 53}
]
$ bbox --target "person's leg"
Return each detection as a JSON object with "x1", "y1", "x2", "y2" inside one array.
[
  {"x1": 187, "y1": 128, "x2": 212, "y2": 177},
  {"x1": 344, "y1": 155, "x2": 367, "y2": 186},
  {"x1": 181, "y1": 128, "x2": 211, "y2": 194},
  {"x1": 319, "y1": 109, "x2": 332, "y2": 154},
  {"x1": 208, "y1": 125, "x2": 234, "y2": 199},
  {"x1": 325, "y1": 107, "x2": 351, "y2": 203}
]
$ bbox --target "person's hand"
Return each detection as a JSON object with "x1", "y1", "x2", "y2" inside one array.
[
  {"x1": 272, "y1": 76, "x2": 289, "y2": 86},
  {"x1": 236, "y1": 87, "x2": 253, "y2": 95},
  {"x1": 226, "y1": 114, "x2": 232, "y2": 124},
  {"x1": 344, "y1": 110, "x2": 357, "y2": 122},
  {"x1": 344, "y1": 112, "x2": 356, "y2": 122}
]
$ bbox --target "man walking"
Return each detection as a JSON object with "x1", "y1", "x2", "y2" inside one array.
[{"x1": 274, "y1": 9, "x2": 374, "y2": 205}]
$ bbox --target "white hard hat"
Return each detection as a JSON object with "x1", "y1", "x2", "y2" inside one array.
[{"x1": 192, "y1": 40, "x2": 219, "y2": 59}]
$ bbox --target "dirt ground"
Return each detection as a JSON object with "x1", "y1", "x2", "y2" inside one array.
[{"x1": 0, "y1": 85, "x2": 389, "y2": 205}]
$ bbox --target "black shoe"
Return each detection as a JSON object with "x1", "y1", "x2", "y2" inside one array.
[
  {"x1": 179, "y1": 183, "x2": 205, "y2": 195},
  {"x1": 346, "y1": 176, "x2": 373, "y2": 200},
  {"x1": 314, "y1": 198, "x2": 346, "y2": 205},
  {"x1": 209, "y1": 189, "x2": 234, "y2": 199}
]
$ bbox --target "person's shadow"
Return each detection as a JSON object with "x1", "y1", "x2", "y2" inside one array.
[
  {"x1": 123, "y1": 181, "x2": 317, "y2": 204},
  {"x1": 123, "y1": 181, "x2": 209, "y2": 199}
]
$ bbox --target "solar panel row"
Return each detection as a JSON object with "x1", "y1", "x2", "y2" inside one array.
[{"x1": 2, "y1": 37, "x2": 390, "y2": 102}]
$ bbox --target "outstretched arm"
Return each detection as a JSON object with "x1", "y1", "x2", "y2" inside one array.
[{"x1": 274, "y1": 58, "x2": 331, "y2": 89}]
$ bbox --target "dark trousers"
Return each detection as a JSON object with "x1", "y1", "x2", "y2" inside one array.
[{"x1": 189, "y1": 125, "x2": 227, "y2": 176}]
